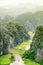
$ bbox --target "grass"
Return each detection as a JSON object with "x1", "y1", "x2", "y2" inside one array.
[
  {"x1": 1, "y1": 32, "x2": 43, "y2": 65},
  {"x1": 23, "y1": 58, "x2": 43, "y2": 65},
  {"x1": 23, "y1": 58, "x2": 40, "y2": 65},
  {"x1": 10, "y1": 40, "x2": 32, "y2": 56},
  {"x1": 16, "y1": 40, "x2": 31, "y2": 50},
  {"x1": 10, "y1": 39, "x2": 43, "y2": 65},
  {"x1": 0, "y1": 40, "x2": 31, "y2": 65},
  {"x1": 0, "y1": 54, "x2": 11, "y2": 65}
]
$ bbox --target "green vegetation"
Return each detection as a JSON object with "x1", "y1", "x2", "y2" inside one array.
[
  {"x1": 0, "y1": 22, "x2": 30, "y2": 55},
  {"x1": 22, "y1": 26, "x2": 43, "y2": 65},
  {"x1": 0, "y1": 22, "x2": 30, "y2": 65},
  {"x1": 10, "y1": 40, "x2": 31, "y2": 56},
  {"x1": 0, "y1": 26, "x2": 10, "y2": 55},
  {"x1": 0, "y1": 54, "x2": 11, "y2": 65},
  {"x1": 31, "y1": 26, "x2": 43, "y2": 49},
  {"x1": 23, "y1": 58, "x2": 43, "y2": 65},
  {"x1": 7, "y1": 22, "x2": 30, "y2": 47},
  {"x1": 17, "y1": 11, "x2": 43, "y2": 32},
  {"x1": 0, "y1": 11, "x2": 43, "y2": 65},
  {"x1": 23, "y1": 49, "x2": 35, "y2": 60},
  {"x1": 23, "y1": 58, "x2": 40, "y2": 65},
  {"x1": 10, "y1": 39, "x2": 43, "y2": 65}
]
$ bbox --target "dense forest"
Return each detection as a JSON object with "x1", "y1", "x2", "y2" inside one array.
[
  {"x1": 0, "y1": 11, "x2": 43, "y2": 65},
  {"x1": 23, "y1": 26, "x2": 43, "y2": 61},
  {"x1": 0, "y1": 22, "x2": 30, "y2": 55},
  {"x1": 0, "y1": 0, "x2": 43, "y2": 65}
]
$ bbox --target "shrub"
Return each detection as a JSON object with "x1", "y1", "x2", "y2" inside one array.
[{"x1": 22, "y1": 49, "x2": 35, "y2": 60}]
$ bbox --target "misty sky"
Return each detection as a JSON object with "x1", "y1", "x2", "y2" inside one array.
[
  {"x1": 0, "y1": 0, "x2": 43, "y2": 17},
  {"x1": 0, "y1": 0, "x2": 43, "y2": 7}
]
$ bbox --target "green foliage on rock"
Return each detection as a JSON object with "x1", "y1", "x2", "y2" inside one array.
[
  {"x1": 0, "y1": 22, "x2": 30, "y2": 55},
  {"x1": 22, "y1": 49, "x2": 35, "y2": 60},
  {"x1": 31, "y1": 26, "x2": 43, "y2": 49},
  {"x1": 23, "y1": 26, "x2": 43, "y2": 61},
  {"x1": 7, "y1": 22, "x2": 30, "y2": 46},
  {"x1": 0, "y1": 26, "x2": 10, "y2": 55}
]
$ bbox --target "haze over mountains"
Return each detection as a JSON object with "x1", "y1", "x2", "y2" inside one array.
[
  {"x1": 0, "y1": 3, "x2": 43, "y2": 18},
  {"x1": 0, "y1": 11, "x2": 43, "y2": 32},
  {"x1": 0, "y1": 2, "x2": 43, "y2": 32}
]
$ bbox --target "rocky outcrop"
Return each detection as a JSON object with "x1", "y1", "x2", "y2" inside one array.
[
  {"x1": 0, "y1": 28, "x2": 10, "y2": 55},
  {"x1": 0, "y1": 41, "x2": 3, "y2": 55},
  {"x1": 10, "y1": 37, "x2": 14, "y2": 48},
  {"x1": 31, "y1": 26, "x2": 43, "y2": 61},
  {"x1": 36, "y1": 48, "x2": 43, "y2": 61}
]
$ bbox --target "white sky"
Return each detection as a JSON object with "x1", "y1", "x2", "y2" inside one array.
[{"x1": 0, "y1": 0, "x2": 43, "y2": 7}]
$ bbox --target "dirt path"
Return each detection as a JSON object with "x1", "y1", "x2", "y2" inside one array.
[{"x1": 10, "y1": 54, "x2": 25, "y2": 65}]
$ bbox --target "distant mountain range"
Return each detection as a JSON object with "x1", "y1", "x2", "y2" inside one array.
[
  {"x1": 16, "y1": 11, "x2": 43, "y2": 32},
  {"x1": 0, "y1": 3, "x2": 43, "y2": 17},
  {"x1": 0, "y1": 10, "x2": 43, "y2": 32}
]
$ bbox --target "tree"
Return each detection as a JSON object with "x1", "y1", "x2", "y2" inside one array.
[
  {"x1": 30, "y1": 26, "x2": 43, "y2": 61},
  {"x1": 23, "y1": 26, "x2": 43, "y2": 61},
  {"x1": 0, "y1": 26, "x2": 10, "y2": 55},
  {"x1": 0, "y1": 31, "x2": 3, "y2": 55},
  {"x1": 7, "y1": 22, "x2": 30, "y2": 46},
  {"x1": 2, "y1": 32, "x2": 10, "y2": 55},
  {"x1": 31, "y1": 26, "x2": 43, "y2": 49}
]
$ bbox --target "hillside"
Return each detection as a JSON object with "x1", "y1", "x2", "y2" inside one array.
[
  {"x1": 0, "y1": 15, "x2": 15, "y2": 24},
  {"x1": 23, "y1": 26, "x2": 43, "y2": 62},
  {"x1": 0, "y1": 22, "x2": 30, "y2": 55},
  {"x1": 16, "y1": 11, "x2": 43, "y2": 32},
  {"x1": 0, "y1": 11, "x2": 43, "y2": 32}
]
